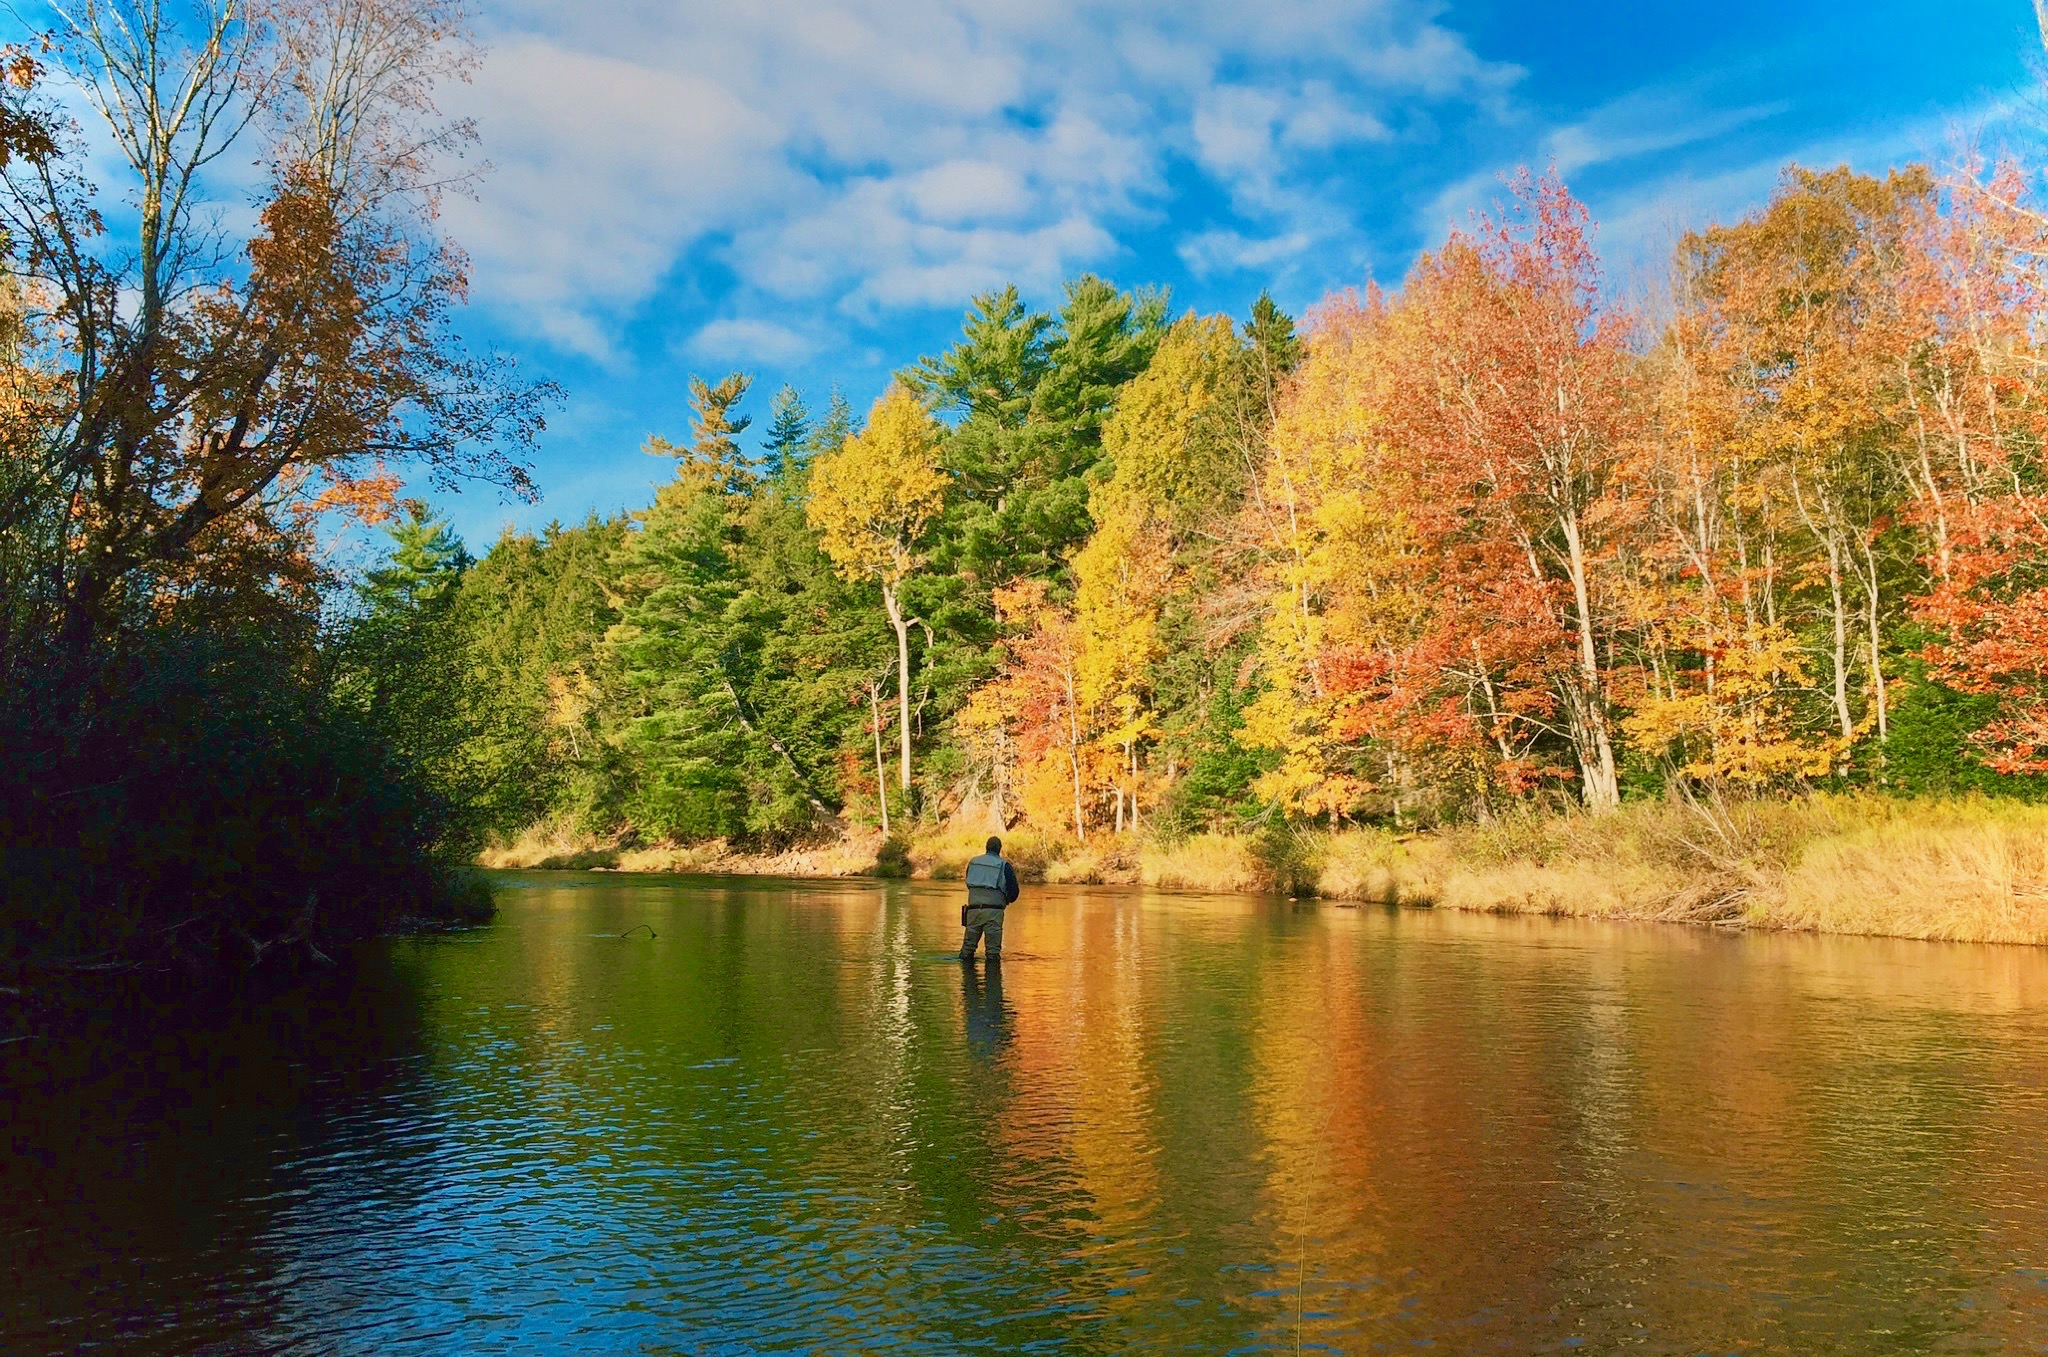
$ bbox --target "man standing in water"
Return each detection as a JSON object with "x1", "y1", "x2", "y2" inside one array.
[{"x1": 960, "y1": 835, "x2": 1020, "y2": 961}]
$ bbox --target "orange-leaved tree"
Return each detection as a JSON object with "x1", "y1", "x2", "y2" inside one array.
[
  {"x1": 1906, "y1": 161, "x2": 2048, "y2": 772},
  {"x1": 0, "y1": 0, "x2": 550, "y2": 680},
  {"x1": 1667, "y1": 167, "x2": 1932, "y2": 758},
  {"x1": 978, "y1": 579, "x2": 1090, "y2": 840},
  {"x1": 1254, "y1": 172, "x2": 1641, "y2": 813}
]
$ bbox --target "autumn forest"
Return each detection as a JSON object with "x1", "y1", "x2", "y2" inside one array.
[
  {"x1": 6, "y1": 2, "x2": 2048, "y2": 974},
  {"x1": 449, "y1": 164, "x2": 2048, "y2": 866}
]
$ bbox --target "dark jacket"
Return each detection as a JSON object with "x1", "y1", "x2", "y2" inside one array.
[{"x1": 964, "y1": 853, "x2": 1021, "y2": 909}]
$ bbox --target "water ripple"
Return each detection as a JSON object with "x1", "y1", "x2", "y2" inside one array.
[{"x1": 6, "y1": 880, "x2": 2048, "y2": 1352}]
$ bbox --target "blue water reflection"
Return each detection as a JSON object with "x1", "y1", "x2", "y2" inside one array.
[{"x1": 7, "y1": 873, "x2": 2048, "y2": 1352}]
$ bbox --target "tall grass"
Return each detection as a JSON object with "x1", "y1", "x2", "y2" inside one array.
[
  {"x1": 1773, "y1": 798, "x2": 2048, "y2": 942},
  {"x1": 480, "y1": 818, "x2": 887, "y2": 877},
  {"x1": 1140, "y1": 833, "x2": 1263, "y2": 893},
  {"x1": 480, "y1": 794, "x2": 2048, "y2": 945},
  {"x1": 1302, "y1": 794, "x2": 2048, "y2": 943},
  {"x1": 477, "y1": 815, "x2": 619, "y2": 870}
]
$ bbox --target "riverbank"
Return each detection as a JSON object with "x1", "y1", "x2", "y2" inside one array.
[{"x1": 479, "y1": 794, "x2": 2048, "y2": 945}]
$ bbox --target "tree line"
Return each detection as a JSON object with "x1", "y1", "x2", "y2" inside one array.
[
  {"x1": 392, "y1": 158, "x2": 2047, "y2": 859},
  {"x1": 8, "y1": 4, "x2": 2047, "y2": 978}
]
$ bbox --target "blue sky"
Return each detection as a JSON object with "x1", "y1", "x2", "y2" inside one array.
[{"x1": 421, "y1": 0, "x2": 2046, "y2": 551}]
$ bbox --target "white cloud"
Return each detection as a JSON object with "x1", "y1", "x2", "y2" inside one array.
[
  {"x1": 445, "y1": 37, "x2": 791, "y2": 360},
  {"x1": 449, "y1": 0, "x2": 1519, "y2": 355},
  {"x1": 1415, "y1": 88, "x2": 2035, "y2": 301},
  {"x1": 687, "y1": 318, "x2": 820, "y2": 365},
  {"x1": 1178, "y1": 228, "x2": 1315, "y2": 279},
  {"x1": 1193, "y1": 82, "x2": 1392, "y2": 217},
  {"x1": 902, "y1": 160, "x2": 1033, "y2": 224},
  {"x1": 1421, "y1": 91, "x2": 1794, "y2": 240}
]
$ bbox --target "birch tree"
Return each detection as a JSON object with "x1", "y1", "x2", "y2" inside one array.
[{"x1": 806, "y1": 384, "x2": 947, "y2": 796}]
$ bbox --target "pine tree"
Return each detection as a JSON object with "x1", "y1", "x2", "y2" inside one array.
[
  {"x1": 607, "y1": 463, "x2": 754, "y2": 840},
  {"x1": 650, "y1": 373, "x2": 754, "y2": 490},
  {"x1": 760, "y1": 385, "x2": 811, "y2": 479},
  {"x1": 912, "y1": 276, "x2": 1168, "y2": 588},
  {"x1": 1246, "y1": 291, "x2": 1302, "y2": 373},
  {"x1": 361, "y1": 503, "x2": 471, "y2": 616},
  {"x1": 809, "y1": 386, "x2": 854, "y2": 460}
]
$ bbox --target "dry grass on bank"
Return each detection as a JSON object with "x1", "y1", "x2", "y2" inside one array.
[
  {"x1": 477, "y1": 818, "x2": 884, "y2": 878},
  {"x1": 1300, "y1": 794, "x2": 2048, "y2": 944},
  {"x1": 1139, "y1": 833, "x2": 1264, "y2": 893},
  {"x1": 478, "y1": 794, "x2": 2048, "y2": 944},
  {"x1": 1770, "y1": 799, "x2": 2048, "y2": 943},
  {"x1": 908, "y1": 825, "x2": 1051, "y2": 881},
  {"x1": 475, "y1": 815, "x2": 619, "y2": 871}
]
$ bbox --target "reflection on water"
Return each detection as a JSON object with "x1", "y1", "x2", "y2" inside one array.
[
  {"x1": 7, "y1": 874, "x2": 2048, "y2": 1353},
  {"x1": 960, "y1": 960, "x2": 1011, "y2": 1062}
]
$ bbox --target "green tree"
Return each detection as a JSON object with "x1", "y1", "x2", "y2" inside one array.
[
  {"x1": 810, "y1": 386, "x2": 854, "y2": 460},
  {"x1": 648, "y1": 373, "x2": 755, "y2": 490},
  {"x1": 912, "y1": 276, "x2": 1168, "y2": 588},
  {"x1": 450, "y1": 515, "x2": 629, "y2": 833},
  {"x1": 1246, "y1": 290, "x2": 1302, "y2": 373},
  {"x1": 607, "y1": 452, "x2": 754, "y2": 840},
  {"x1": 609, "y1": 381, "x2": 873, "y2": 841},
  {"x1": 760, "y1": 385, "x2": 812, "y2": 479},
  {"x1": 360, "y1": 503, "x2": 472, "y2": 616}
]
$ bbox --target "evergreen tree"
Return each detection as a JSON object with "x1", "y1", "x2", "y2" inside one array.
[
  {"x1": 913, "y1": 276, "x2": 1167, "y2": 589},
  {"x1": 760, "y1": 385, "x2": 812, "y2": 479},
  {"x1": 809, "y1": 386, "x2": 854, "y2": 460},
  {"x1": 360, "y1": 503, "x2": 471, "y2": 616},
  {"x1": 447, "y1": 515, "x2": 630, "y2": 833},
  {"x1": 609, "y1": 403, "x2": 876, "y2": 840},
  {"x1": 648, "y1": 372, "x2": 755, "y2": 490},
  {"x1": 730, "y1": 477, "x2": 887, "y2": 832},
  {"x1": 1246, "y1": 290, "x2": 1303, "y2": 372},
  {"x1": 607, "y1": 467, "x2": 753, "y2": 840},
  {"x1": 1032, "y1": 275, "x2": 1171, "y2": 457}
]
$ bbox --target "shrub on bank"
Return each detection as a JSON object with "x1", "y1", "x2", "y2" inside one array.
[{"x1": 0, "y1": 624, "x2": 494, "y2": 976}]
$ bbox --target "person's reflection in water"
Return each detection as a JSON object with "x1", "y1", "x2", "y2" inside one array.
[{"x1": 960, "y1": 959, "x2": 1012, "y2": 1061}]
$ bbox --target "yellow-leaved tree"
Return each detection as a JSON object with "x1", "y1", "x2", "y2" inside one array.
[
  {"x1": 1073, "y1": 313, "x2": 1237, "y2": 831},
  {"x1": 806, "y1": 385, "x2": 949, "y2": 796}
]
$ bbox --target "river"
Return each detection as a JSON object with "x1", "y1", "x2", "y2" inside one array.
[{"x1": 6, "y1": 873, "x2": 2048, "y2": 1353}]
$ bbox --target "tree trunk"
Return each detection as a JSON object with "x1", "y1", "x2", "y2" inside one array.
[
  {"x1": 1474, "y1": 641, "x2": 1516, "y2": 765},
  {"x1": 868, "y1": 680, "x2": 890, "y2": 836},
  {"x1": 1126, "y1": 739, "x2": 1140, "y2": 832},
  {"x1": 1825, "y1": 538, "x2": 1855, "y2": 745},
  {"x1": 883, "y1": 582, "x2": 912, "y2": 792},
  {"x1": 1560, "y1": 510, "x2": 1620, "y2": 812},
  {"x1": 1064, "y1": 667, "x2": 1086, "y2": 842},
  {"x1": 1859, "y1": 537, "x2": 1889, "y2": 746},
  {"x1": 1835, "y1": 544, "x2": 1867, "y2": 745},
  {"x1": 991, "y1": 726, "x2": 1007, "y2": 829},
  {"x1": 1792, "y1": 468, "x2": 1855, "y2": 746}
]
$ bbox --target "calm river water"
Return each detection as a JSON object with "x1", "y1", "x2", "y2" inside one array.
[{"x1": 7, "y1": 873, "x2": 2048, "y2": 1353}]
